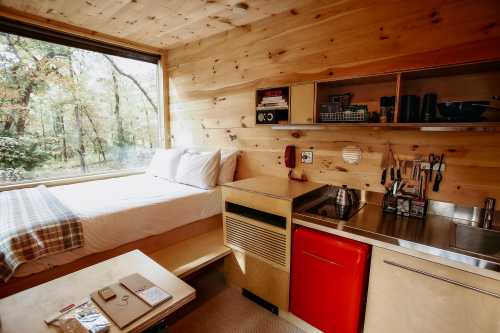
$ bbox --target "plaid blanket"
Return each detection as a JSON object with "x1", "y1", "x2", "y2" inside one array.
[{"x1": 0, "y1": 185, "x2": 83, "y2": 282}]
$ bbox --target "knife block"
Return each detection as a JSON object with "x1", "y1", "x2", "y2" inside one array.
[{"x1": 383, "y1": 194, "x2": 427, "y2": 219}]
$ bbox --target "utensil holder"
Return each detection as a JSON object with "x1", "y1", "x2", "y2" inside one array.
[{"x1": 383, "y1": 194, "x2": 427, "y2": 219}]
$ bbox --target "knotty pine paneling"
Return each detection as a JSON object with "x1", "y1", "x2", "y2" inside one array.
[
  {"x1": 169, "y1": 0, "x2": 500, "y2": 206},
  {"x1": 0, "y1": 0, "x2": 319, "y2": 49}
]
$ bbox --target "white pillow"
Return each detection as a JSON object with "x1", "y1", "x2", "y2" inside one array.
[
  {"x1": 175, "y1": 150, "x2": 221, "y2": 189},
  {"x1": 218, "y1": 149, "x2": 239, "y2": 185},
  {"x1": 147, "y1": 148, "x2": 185, "y2": 181}
]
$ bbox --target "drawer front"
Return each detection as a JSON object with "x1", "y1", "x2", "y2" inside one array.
[
  {"x1": 225, "y1": 250, "x2": 290, "y2": 310},
  {"x1": 222, "y1": 187, "x2": 291, "y2": 218},
  {"x1": 364, "y1": 247, "x2": 500, "y2": 333}
]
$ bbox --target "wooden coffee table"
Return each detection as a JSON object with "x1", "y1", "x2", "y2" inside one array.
[{"x1": 0, "y1": 250, "x2": 196, "y2": 332}]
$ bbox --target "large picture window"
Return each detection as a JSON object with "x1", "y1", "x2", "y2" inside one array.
[{"x1": 0, "y1": 20, "x2": 161, "y2": 186}]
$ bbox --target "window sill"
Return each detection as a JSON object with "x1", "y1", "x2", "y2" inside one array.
[{"x1": 0, "y1": 170, "x2": 145, "y2": 192}]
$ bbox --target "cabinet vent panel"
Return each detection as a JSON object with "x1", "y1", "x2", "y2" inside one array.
[{"x1": 225, "y1": 215, "x2": 287, "y2": 267}]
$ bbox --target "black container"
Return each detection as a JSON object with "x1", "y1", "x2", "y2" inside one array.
[
  {"x1": 436, "y1": 101, "x2": 489, "y2": 122},
  {"x1": 387, "y1": 96, "x2": 396, "y2": 122},
  {"x1": 421, "y1": 93, "x2": 438, "y2": 122},
  {"x1": 400, "y1": 95, "x2": 420, "y2": 122}
]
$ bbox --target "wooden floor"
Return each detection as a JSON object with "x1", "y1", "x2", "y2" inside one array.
[{"x1": 149, "y1": 228, "x2": 231, "y2": 278}]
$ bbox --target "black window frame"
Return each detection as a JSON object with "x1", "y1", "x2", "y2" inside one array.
[{"x1": 0, "y1": 17, "x2": 160, "y2": 64}]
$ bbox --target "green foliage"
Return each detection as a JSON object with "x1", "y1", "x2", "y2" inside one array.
[
  {"x1": 0, "y1": 33, "x2": 159, "y2": 184},
  {"x1": 0, "y1": 133, "x2": 50, "y2": 170}
]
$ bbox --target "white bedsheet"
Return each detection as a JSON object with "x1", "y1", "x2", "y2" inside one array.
[{"x1": 14, "y1": 174, "x2": 221, "y2": 277}]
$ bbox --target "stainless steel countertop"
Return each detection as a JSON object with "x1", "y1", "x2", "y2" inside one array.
[{"x1": 293, "y1": 204, "x2": 500, "y2": 273}]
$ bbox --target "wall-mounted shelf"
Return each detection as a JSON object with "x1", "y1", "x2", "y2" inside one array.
[
  {"x1": 271, "y1": 122, "x2": 500, "y2": 132},
  {"x1": 257, "y1": 60, "x2": 500, "y2": 131},
  {"x1": 255, "y1": 86, "x2": 290, "y2": 125}
]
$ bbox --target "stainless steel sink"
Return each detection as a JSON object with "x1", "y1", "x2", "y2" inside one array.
[{"x1": 450, "y1": 223, "x2": 500, "y2": 261}]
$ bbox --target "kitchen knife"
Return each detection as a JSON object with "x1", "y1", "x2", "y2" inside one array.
[
  {"x1": 395, "y1": 154, "x2": 401, "y2": 181},
  {"x1": 381, "y1": 169, "x2": 387, "y2": 186},
  {"x1": 380, "y1": 145, "x2": 389, "y2": 185},
  {"x1": 432, "y1": 153, "x2": 444, "y2": 192},
  {"x1": 389, "y1": 146, "x2": 395, "y2": 181}
]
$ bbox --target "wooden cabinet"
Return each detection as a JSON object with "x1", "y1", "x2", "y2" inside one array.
[
  {"x1": 222, "y1": 186, "x2": 292, "y2": 310},
  {"x1": 364, "y1": 247, "x2": 500, "y2": 333},
  {"x1": 290, "y1": 83, "x2": 315, "y2": 124},
  {"x1": 221, "y1": 177, "x2": 325, "y2": 312}
]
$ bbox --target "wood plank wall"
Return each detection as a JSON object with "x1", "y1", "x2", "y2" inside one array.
[{"x1": 168, "y1": 0, "x2": 500, "y2": 206}]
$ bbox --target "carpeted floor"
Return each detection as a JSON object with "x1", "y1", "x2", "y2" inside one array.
[{"x1": 166, "y1": 263, "x2": 305, "y2": 333}]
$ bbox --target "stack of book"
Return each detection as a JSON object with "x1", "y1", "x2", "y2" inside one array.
[{"x1": 257, "y1": 94, "x2": 288, "y2": 111}]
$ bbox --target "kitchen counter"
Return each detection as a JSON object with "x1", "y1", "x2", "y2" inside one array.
[
  {"x1": 223, "y1": 176, "x2": 326, "y2": 201},
  {"x1": 294, "y1": 204, "x2": 500, "y2": 281}
]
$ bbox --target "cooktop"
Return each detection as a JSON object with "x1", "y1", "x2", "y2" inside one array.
[{"x1": 305, "y1": 197, "x2": 366, "y2": 221}]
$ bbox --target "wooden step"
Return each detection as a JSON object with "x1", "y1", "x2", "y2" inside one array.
[{"x1": 149, "y1": 228, "x2": 231, "y2": 278}]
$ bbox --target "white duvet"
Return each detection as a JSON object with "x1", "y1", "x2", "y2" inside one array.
[{"x1": 15, "y1": 174, "x2": 222, "y2": 277}]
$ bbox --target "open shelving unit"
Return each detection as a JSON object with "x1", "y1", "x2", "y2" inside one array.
[
  {"x1": 258, "y1": 60, "x2": 500, "y2": 132},
  {"x1": 255, "y1": 86, "x2": 290, "y2": 125}
]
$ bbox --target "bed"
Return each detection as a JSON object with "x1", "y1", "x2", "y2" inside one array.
[{"x1": 13, "y1": 173, "x2": 222, "y2": 278}]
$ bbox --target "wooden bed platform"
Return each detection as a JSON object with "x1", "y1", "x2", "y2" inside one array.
[{"x1": 0, "y1": 214, "x2": 227, "y2": 298}]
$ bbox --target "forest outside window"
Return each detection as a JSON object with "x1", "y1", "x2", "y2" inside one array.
[{"x1": 0, "y1": 24, "x2": 161, "y2": 186}]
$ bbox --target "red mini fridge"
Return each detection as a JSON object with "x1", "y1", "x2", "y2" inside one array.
[{"x1": 290, "y1": 227, "x2": 370, "y2": 333}]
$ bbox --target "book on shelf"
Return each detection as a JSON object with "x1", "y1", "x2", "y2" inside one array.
[
  {"x1": 256, "y1": 106, "x2": 289, "y2": 111},
  {"x1": 262, "y1": 89, "x2": 284, "y2": 97},
  {"x1": 259, "y1": 101, "x2": 288, "y2": 106},
  {"x1": 261, "y1": 96, "x2": 285, "y2": 101}
]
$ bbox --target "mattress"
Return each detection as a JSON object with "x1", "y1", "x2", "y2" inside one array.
[{"x1": 14, "y1": 174, "x2": 222, "y2": 277}]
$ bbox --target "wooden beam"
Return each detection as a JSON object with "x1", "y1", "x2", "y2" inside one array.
[{"x1": 0, "y1": 5, "x2": 162, "y2": 55}]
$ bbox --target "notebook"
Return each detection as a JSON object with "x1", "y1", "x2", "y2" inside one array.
[
  {"x1": 120, "y1": 273, "x2": 172, "y2": 307},
  {"x1": 90, "y1": 282, "x2": 151, "y2": 329},
  {"x1": 90, "y1": 274, "x2": 172, "y2": 329}
]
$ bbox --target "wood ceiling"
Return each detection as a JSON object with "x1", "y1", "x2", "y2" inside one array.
[{"x1": 0, "y1": 0, "x2": 319, "y2": 50}]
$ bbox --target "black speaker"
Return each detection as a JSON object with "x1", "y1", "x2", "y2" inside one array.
[{"x1": 256, "y1": 110, "x2": 277, "y2": 124}]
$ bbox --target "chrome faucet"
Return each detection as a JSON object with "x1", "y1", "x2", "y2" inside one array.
[{"x1": 479, "y1": 197, "x2": 496, "y2": 229}]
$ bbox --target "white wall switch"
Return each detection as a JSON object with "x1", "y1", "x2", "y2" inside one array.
[{"x1": 301, "y1": 151, "x2": 313, "y2": 164}]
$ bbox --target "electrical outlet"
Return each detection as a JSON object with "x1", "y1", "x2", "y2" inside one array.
[{"x1": 301, "y1": 151, "x2": 313, "y2": 164}]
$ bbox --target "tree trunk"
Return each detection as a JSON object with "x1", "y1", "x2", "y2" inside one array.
[
  {"x1": 69, "y1": 55, "x2": 87, "y2": 172},
  {"x1": 54, "y1": 110, "x2": 68, "y2": 162},
  {"x1": 112, "y1": 70, "x2": 127, "y2": 163},
  {"x1": 14, "y1": 83, "x2": 34, "y2": 135},
  {"x1": 39, "y1": 108, "x2": 47, "y2": 150},
  {"x1": 104, "y1": 55, "x2": 158, "y2": 113},
  {"x1": 5, "y1": 37, "x2": 36, "y2": 136},
  {"x1": 74, "y1": 104, "x2": 87, "y2": 173},
  {"x1": 3, "y1": 114, "x2": 15, "y2": 131},
  {"x1": 82, "y1": 106, "x2": 106, "y2": 161}
]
